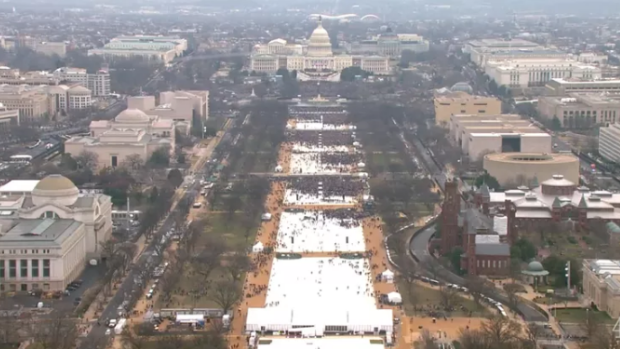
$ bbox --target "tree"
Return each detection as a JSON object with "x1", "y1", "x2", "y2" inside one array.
[
  {"x1": 28, "y1": 313, "x2": 79, "y2": 349},
  {"x1": 416, "y1": 330, "x2": 440, "y2": 349},
  {"x1": 148, "y1": 146, "x2": 171, "y2": 168},
  {"x1": 551, "y1": 116, "x2": 562, "y2": 130},
  {"x1": 74, "y1": 150, "x2": 99, "y2": 172},
  {"x1": 464, "y1": 275, "x2": 485, "y2": 308},
  {"x1": 509, "y1": 258, "x2": 522, "y2": 283},
  {"x1": 580, "y1": 309, "x2": 602, "y2": 340},
  {"x1": 579, "y1": 323, "x2": 620, "y2": 349},
  {"x1": 225, "y1": 252, "x2": 252, "y2": 283},
  {"x1": 512, "y1": 238, "x2": 537, "y2": 262},
  {"x1": 210, "y1": 279, "x2": 242, "y2": 313},
  {"x1": 340, "y1": 66, "x2": 372, "y2": 81},
  {"x1": 192, "y1": 235, "x2": 226, "y2": 282},
  {"x1": 475, "y1": 172, "x2": 501, "y2": 191},
  {"x1": 124, "y1": 154, "x2": 144, "y2": 170},
  {"x1": 167, "y1": 168, "x2": 184, "y2": 188},
  {"x1": 448, "y1": 247, "x2": 464, "y2": 274},
  {"x1": 439, "y1": 285, "x2": 460, "y2": 310}
]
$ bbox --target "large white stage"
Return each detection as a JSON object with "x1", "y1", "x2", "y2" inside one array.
[
  {"x1": 284, "y1": 189, "x2": 356, "y2": 206},
  {"x1": 276, "y1": 211, "x2": 364, "y2": 253},
  {"x1": 265, "y1": 258, "x2": 375, "y2": 310}
]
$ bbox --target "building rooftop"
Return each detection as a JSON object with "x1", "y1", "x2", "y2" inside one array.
[
  {"x1": 0, "y1": 219, "x2": 82, "y2": 247},
  {"x1": 0, "y1": 180, "x2": 40, "y2": 194},
  {"x1": 475, "y1": 243, "x2": 510, "y2": 256}
]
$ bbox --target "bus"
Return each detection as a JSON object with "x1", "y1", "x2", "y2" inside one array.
[
  {"x1": 111, "y1": 210, "x2": 142, "y2": 222},
  {"x1": 10, "y1": 154, "x2": 33, "y2": 162}
]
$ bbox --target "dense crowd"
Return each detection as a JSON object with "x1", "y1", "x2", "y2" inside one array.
[
  {"x1": 322, "y1": 153, "x2": 363, "y2": 166},
  {"x1": 289, "y1": 112, "x2": 349, "y2": 125},
  {"x1": 288, "y1": 131, "x2": 354, "y2": 147},
  {"x1": 290, "y1": 176, "x2": 365, "y2": 197}
]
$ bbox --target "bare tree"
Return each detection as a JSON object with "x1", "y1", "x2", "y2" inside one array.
[
  {"x1": 74, "y1": 150, "x2": 99, "y2": 172},
  {"x1": 480, "y1": 316, "x2": 523, "y2": 347},
  {"x1": 439, "y1": 285, "x2": 460, "y2": 310},
  {"x1": 416, "y1": 330, "x2": 440, "y2": 349},
  {"x1": 580, "y1": 309, "x2": 602, "y2": 340},
  {"x1": 0, "y1": 315, "x2": 20, "y2": 344},
  {"x1": 210, "y1": 279, "x2": 242, "y2": 314},
  {"x1": 580, "y1": 323, "x2": 620, "y2": 349},
  {"x1": 28, "y1": 313, "x2": 79, "y2": 349},
  {"x1": 464, "y1": 275, "x2": 485, "y2": 308},
  {"x1": 225, "y1": 252, "x2": 252, "y2": 284},
  {"x1": 192, "y1": 235, "x2": 226, "y2": 282},
  {"x1": 121, "y1": 325, "x2": 156, "y2": 349}
]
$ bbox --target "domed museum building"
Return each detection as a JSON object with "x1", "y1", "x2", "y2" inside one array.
[{"x1": 0, "y1": 174, "x2": 113, "y2": 292}]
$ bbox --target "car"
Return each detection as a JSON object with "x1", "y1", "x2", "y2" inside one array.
[
  {"x1": 108, "y1": 319, "x2": 117, "y2": 328},
  {"x1": 105, "y1": 329, "x2": 112, "y2": 336}
]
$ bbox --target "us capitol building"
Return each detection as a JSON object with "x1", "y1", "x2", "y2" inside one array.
[{"x1": 250, "y1": 18, "x2": 390, "y2": 81}]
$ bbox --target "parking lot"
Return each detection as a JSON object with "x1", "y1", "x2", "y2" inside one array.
[{"x1": 0, "y1": 264, "x2": 106, "y2": 314}]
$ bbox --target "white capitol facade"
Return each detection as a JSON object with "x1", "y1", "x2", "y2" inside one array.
[{"x1": 250, "y1": 18, "x2": 390, "y2": 81}]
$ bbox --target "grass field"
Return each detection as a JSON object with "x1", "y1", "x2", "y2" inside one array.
[
  {"x1": 398, "y1": 281, "x2": 491, "y2": 318},
  {"x1": 552, "y1": 307, "x2": 615, "y2": 324},
  {"x1": 157, "y1": 212, "x2": 257, "y2": 309}
]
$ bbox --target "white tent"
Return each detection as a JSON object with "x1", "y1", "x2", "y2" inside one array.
[
  {"x1": 381, "y1": 269, "x2": 394, "y2": 283},
  {"x1": 387, "y1": 292, "x2": 402, "y2": 304},
  {"x1": 252, "y1": 242, "x2": 264, "y2": 253}
]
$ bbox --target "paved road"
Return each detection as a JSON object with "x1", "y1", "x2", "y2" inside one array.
[
  {"x1": 397, "y1": 122, "x2": 548, "y2": 322},
  {"x1": 80, "y1": 123, "x2": 233, "y2": 346}
]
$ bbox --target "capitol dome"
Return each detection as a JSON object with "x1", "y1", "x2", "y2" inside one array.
[
  {"x1": 32, "y1": 174, "x2": 80, "y2": 207},
  {"x1": 115, "y1": 108, "x2": 150, "y2": 123},
  {"x1": 307, "y1": 17, "x2": 333, "y2": 57}
]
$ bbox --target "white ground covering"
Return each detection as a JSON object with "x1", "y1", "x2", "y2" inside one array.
[
  {"x1": 265, "y1": 258, "x2": 375, "y2": 310},
  {"x1": 293, "y1": 122, "x2": 356, "y2": 131},
  {"x1": 256, "y1": 337, "x2": 385, "y2": 349},
  {"x1": 276, "y1": 211, "x2": 364, "y2": 253},
  {"x1": 291, "y1": 144, "x2": 351, "y2": 153},
  {"x1": 284, "y1": 189, "x2": 356, "y2": 205},
  {"x1": 290, "y1": 153, "x2": 352, "y2": 175}
]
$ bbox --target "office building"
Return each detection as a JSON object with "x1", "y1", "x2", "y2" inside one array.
[
  {"x1": 250, "y1": 18, "x2": 390, "y2": 81},
  {"x1": 53, "y1": 67, "x2": 111, "y2": 97},
  {"x1": 582, "y1": 259, "x2": 620, "y2": 318},
  {"x1": 544, "y1": 78, "x2": 620, "y2": 96},
  {"x1": 88, "y1": 35, "x2": 187, "y2": 65},
  {"x1": 449, "y1": 113, "x2": 551, "y2": 160},
  {"x1": 464, "y1": 39, "x2": 554, "y2": 67},
  {"x1": 0, "y1": 85, "x2": 49, "y2": 121},
  {"x1": 0, "y1": 104, "x2": 19, "y2": 130},
  {"x1": 434, "y1": 91, "x2": 502, "y2": 126},
  {"x1": 484, "y1": 152, "x2": 580, "y2": 187},
  {"x1": 64, "y1": 108, "x2": 175, "y2": 169},
  {"x1": 538, "y1": 93, "x2": 620, "y2": 128},
  {"x1": 599, "y1": 123, "x2": 620, "y2": 164},
  {"x1": 484, "y1": 59, "x2": 601, "y2": 88},
  {"x1": 32, "y1": 42, "x2": 67, "y2": 57},
  {"x1": 127, "y1": 90, "x2": 209, "y2": 132},
  {"x1": 479, "y1": 175, "x2": 620, "y2": 231},
  {"x1": 348, "y1": 28, "x2": 429, "y2": 57},
  {"x1": 0, "y1": 174, "x2": 113, "y2": 291}
]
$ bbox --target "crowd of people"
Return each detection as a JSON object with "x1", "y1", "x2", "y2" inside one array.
[
  {"x1": 288, "y1": 131, "x2": 354, "y2": 147},
  {"x1": 290, "y1": 176, "x2": 366, "y2": 198},
  {"x1": 289, "y1": 112, "x2": 350, "y2": 125}
]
